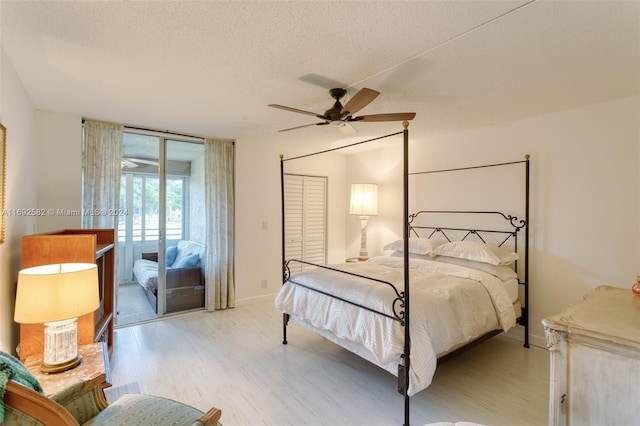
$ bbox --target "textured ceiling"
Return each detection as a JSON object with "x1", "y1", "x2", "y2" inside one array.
[{"x1": 2, "y1": 1, "x2": 639, "y2": 150}]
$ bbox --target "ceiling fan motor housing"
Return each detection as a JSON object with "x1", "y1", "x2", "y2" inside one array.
[
  {"x1": 329, "y1": 88, "x2": 347, "y2": 99},
  {"x1": 325, "y1": 88, "x2": 348, "y2": 120}
]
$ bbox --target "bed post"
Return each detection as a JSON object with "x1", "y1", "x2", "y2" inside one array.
[
  {"x1": 281, "y1": 154, "x2": 289, "y2": 345},
  {"x1": 524, "y1": 154, "x2": 530, "y2": 348},
  {"x1": 402, "y1": 121, "x2": 411, "y2": 426}
]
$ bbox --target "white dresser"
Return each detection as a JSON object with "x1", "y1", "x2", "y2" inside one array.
[{"x1": 542, "y1": 286, "x2": 640, "y2": 426}]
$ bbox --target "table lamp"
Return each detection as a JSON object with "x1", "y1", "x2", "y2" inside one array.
[
  {"x1": 15, "y1": 263, "x2": 99, "y2": 373},
  {"x1": 349, "y1": 183, "x2": 378, "y2": 261}
]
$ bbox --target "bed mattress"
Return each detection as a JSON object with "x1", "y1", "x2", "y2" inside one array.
[{"x1": 275, "y1": 255, "x2": 518, "y2": 395}]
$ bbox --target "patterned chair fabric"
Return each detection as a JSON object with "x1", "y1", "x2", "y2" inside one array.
[
  {"x1": 49, "y1": 380, "x2": 104, "y2": 423},
  {"x1": 83, "y1": 393, "x2": 217, "y2": 426},
  {"x1": 3, "y1": 380, "x2": 222, "y2": 426}
]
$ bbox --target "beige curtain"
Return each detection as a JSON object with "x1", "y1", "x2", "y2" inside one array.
[
  {"x1": 81, "y1": 120, "x2": 123, "y2": 229},
  {"x1": 204, "y1": 138, "x2": 235, "y2": 310}
]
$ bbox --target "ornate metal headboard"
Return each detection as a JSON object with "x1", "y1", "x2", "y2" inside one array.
[{"x1": 408, "y1": 210, "x2": 526, "y2": 252}]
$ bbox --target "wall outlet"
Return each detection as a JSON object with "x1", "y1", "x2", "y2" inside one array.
[{"x1": 261, "y1": 279, "x2": 267, "y2": 288}]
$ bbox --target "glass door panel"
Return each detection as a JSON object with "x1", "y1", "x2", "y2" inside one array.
[
  {"x1": 116, "y1": 133, "x2": 160, "y2": 325},
  {"x1": 164, "y1": 139, "x2": 205, "y2": 314}
]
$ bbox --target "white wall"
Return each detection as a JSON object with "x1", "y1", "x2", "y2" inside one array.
[
  {"x1": 345, "y1": 95, "x2": 640, "y2": 348},
  {"x1": 34, "y1": 111, "x2": 83, "y2": 232},
  {"x1": 0, "y1": 48, "x2": 37, "y2": 353},
  {"x1": 234, "y1": 139, "x2": 346, "y2": 305}
]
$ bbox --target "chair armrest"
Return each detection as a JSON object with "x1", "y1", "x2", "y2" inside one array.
[
  {"x1": 4, "y1": 380, "x2": 80, "y2": 426},
  {"x1": 166, "y1": 266, "x2": 202, "y2": 289},
  {"x1": 191, "y1": 406, "x2": 222, "y2": 426},
  {"x1": 49, "y1": 377, "x2": 109, "y2": 424},
  {"x1": 142, "y1": 252, "x2": 159, "y2": 262}
]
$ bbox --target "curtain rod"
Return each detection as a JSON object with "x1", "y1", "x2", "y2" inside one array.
[
  {"x1": 124, "y1": 125, "x2": 205, "y2": 141},
  {"x1": 82, "y1": 118, "x2": 234, "y2": 144}
]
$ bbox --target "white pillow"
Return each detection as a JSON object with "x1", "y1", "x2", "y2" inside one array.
[
  {"x1": 432, "y1": 240, "x2": 519, "y2": 266},
  {"x1": 383, "y1": 238, "x2": 445, "y2": 256},
  {"x1": 390, "y1": 250, "x2": 436, "y2": 261},
  {"x1": 434, "y1": 255, "x2": 518, "y2": 281}
]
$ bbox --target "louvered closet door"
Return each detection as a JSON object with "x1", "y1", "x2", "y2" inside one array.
[{"x1": 284, "y1": 174, "x2": 327, "y2": 273}]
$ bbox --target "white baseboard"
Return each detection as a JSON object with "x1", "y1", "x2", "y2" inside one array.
[
  {"x1": 505, "y1": 325, "x2": 547, "y2": 349},
  {"x1": 234, "y1": 293, "x2": 277, "y2": 307}
]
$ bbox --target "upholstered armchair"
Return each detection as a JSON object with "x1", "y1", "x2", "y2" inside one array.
[{"x1": 2, "y1": 377, "x2": 222, "y2": 425}]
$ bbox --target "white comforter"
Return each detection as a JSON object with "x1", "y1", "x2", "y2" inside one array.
[{"x1": 274, "y1": 255, "x2": 516, "y2": 395}]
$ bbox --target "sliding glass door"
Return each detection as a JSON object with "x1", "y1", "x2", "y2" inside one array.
[
  {"x1": 163, "y1": 139, "x2": 205, "y2": 315},
  {"x1": 118, "y1": 133, "x2": 160, "y2": 325},
  {"x1": 116, "y1": 132, "x2": 205, "y2": 326}
]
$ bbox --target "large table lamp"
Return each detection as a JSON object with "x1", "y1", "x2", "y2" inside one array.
[
  {"x1": 349, "y1": 183, "x2": 378, "y2": 261},
  {"x1": 14, "y1": 263, "x2": 99, "y2": 373}
]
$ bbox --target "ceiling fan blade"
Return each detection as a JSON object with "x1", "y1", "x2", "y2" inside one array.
[
  {"x1": 337, "y1": 122, "x2": 357, "y2": 135},
  {"x1": 299, "y1": 74, "x2": 347, "y2": 90},
  {"x1": 340, "y1": 88, "x2": 380, "y2": 116},
  {"x1": 278, "y1": 122, "x2": 329, "y2": 132},
  {"x1": 269, "y1": 104, "x2": 325, "y2": 119},
  {"x1": 352, "y1": 112, "x2": 416, "y2": 122},
  {"x1": 123, "y1": 157, "x2": 159, "y2": 166},
  {"x1": 121, "y1": 159, "x2": 138, "y2": 168}
]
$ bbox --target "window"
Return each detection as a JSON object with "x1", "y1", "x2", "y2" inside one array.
[
  {"x1": 119, "y1": 174, "x2": 185, "y2": 242},
  {"x1": 284, "y1": 174, "x2": 327, "y2": 272}
]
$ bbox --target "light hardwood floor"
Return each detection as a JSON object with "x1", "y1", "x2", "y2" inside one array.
[{"x1": 106, "y1": 301, "x2": 549, "y2": 426}]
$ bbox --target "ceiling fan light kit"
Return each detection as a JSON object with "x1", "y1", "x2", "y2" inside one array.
[{"x1": 269, "y1": 87, "x2": 416, "y2": 133}]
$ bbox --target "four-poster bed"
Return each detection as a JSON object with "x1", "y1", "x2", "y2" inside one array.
[{"x1": 277, "y1": 122, "x2": 530, "y2": 425}]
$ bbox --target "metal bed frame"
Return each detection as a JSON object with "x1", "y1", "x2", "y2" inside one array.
[{"x1": 279, "y1": 122, "x2": 530, "y2": 426}]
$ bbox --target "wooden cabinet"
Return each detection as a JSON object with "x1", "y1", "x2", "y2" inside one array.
[
  {"x1": 19, "y1": 229, "x2": 115, "y2": 360},
  {"x1": 542, "y1": 286, "x2": 640, "y2": 426}
]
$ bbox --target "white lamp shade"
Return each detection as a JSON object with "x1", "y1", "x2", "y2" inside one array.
[
  {"x1": 14, "y1": 263, "x2": 100, "y2": 324},
  {"x1": 349, "y1": 183, "x2": 378, "y2": 216}
]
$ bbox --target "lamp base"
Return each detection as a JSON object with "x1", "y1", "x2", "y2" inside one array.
[
  {"x1": 42, "y1": 317, "x2": 80, "y2": 374},
  {"x1": 41, "y1": 354, "x2": 82, "y2": 374},
  {"x1": 358, "y1": 216, "x2": 370, "y2": 262}
]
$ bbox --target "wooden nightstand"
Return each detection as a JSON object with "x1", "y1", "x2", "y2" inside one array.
[{"x1": 23, "y1": 342, "x2": 112, "y2": 408}]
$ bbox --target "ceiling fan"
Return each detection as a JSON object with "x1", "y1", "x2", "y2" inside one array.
[
  {"x1": 268, "y1": 87, "x2": 416, "y2": 133},
  {"x1": 121, "y1": 157, "x2": 159, "y2": 168}
]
